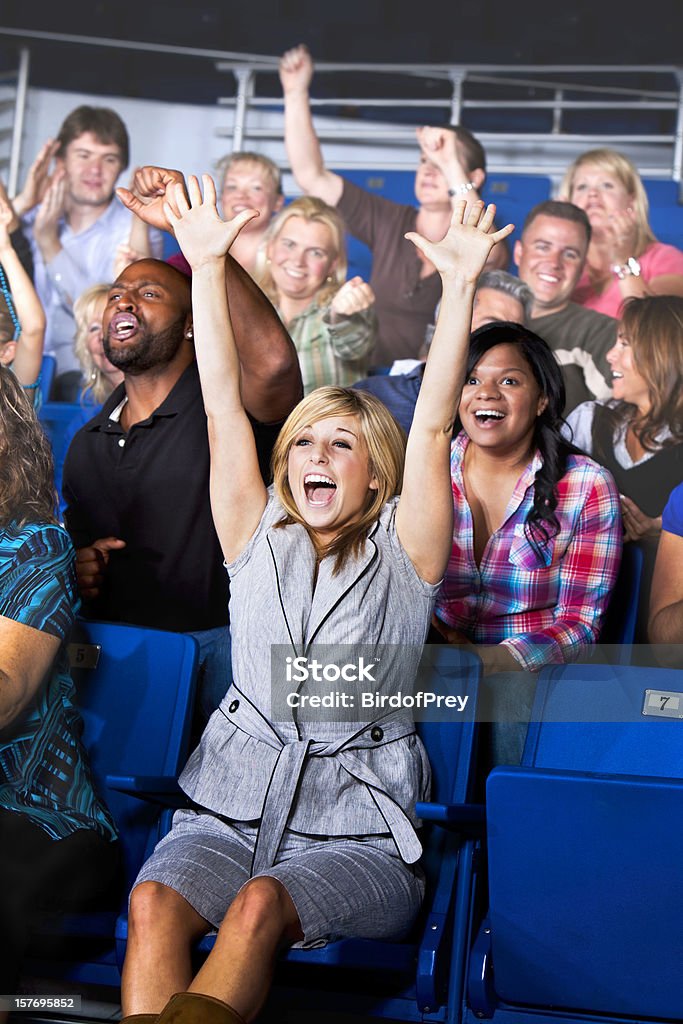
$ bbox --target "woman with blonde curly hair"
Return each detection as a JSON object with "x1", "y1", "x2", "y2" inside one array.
[
  {"x1": 73, "y1": 283, "x2": 123, "y2": 405},
  {"x1": 256, "y1": 195, "x2": 376, "y2": 394},
  {"x1": 560, "y1": 148, "x2": 683, "y2": 318}
]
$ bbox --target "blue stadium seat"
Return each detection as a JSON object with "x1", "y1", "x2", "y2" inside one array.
[
  {"x1": 28, "y1": 620, "x2": 199, "y2": 988},
  {"x1": 598, "y1": 540, "x2": 643, "y2": 660},
  {"x1": 465, "y1": 661, "x2": 683, "y2": 1024},
  {"x1": 642, "y1": 178, "x2": 681, "y2": 206},
  {"x1": 332, "y1": 168, "x2": 552, "y2": 278},
  {"x1": 40, "y1": 353, "x2": 57, "y2": 401},
  {"x1": 116, "y1": 645, "x2": 483, "y2": 1023},
  {"x1": 648, "y1": 203, "x2": 683, "y2": 248}
]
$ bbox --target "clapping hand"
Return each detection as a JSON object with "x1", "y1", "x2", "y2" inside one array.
[
  {"x1": 406, "y1": 200, "x2": 514, "y2": 284},
  {"x1": 163, "y1": 174, "x2": 258, "y2": 271},
  {"x1": 604, "y1": 207, "x2": 639, "y2": 265},
  {"x1": 33, "y1": 168, "x2": 66, "y2": 248},
  {"x1": 0, "y1": 190, "x2": 14, "y2": 253},
  {"x1": 12, "y1": 139, "x2": 59, "y2": 217}
]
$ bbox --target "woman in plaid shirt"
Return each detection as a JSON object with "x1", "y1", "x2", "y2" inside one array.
[
  {"x1": 256, "y1": 196, "x2": 375, "y2": 394},
  {"x1": 432, "y1": 323, "x2": 623, "y2": 764}
]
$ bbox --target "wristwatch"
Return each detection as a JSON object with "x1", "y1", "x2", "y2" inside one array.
[{"x1": 611, "y1": 257, "x2": 642, "y2": 279}]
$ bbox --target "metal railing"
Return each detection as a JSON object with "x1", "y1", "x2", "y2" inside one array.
[{"x1": 1, "y1": 26, "x2": 682, "y2": 189}]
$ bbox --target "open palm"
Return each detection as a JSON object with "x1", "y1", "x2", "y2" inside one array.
[
  {"x1": 406, "y1": 201, "x2": 514, "y2": 284},
  {"x1": 164, "y1": 174, "x2": 259, "y2": 270}
]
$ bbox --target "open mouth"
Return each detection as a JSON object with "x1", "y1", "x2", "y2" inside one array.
[
  {"x1": 109, "y1": 312, "x2": 140, "y2": 341},
  {"x1": 474, "y1": 409, "x2": 505, "y2": 425},
  {"x1": 611, "y1": 372, "x2": 624, "y2": 380},
  {"x1": 304, "y1": 473, "x2": 337, "y2": 506}
]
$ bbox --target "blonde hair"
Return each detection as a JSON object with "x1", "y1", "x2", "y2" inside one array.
[
  {"x1": 271, "y1": 387, "x2": 406, "y2": 572},
  {"x1": 216, "y1": 151, "x2": 283, "y2": 197},
  {"x1": 559, "y1": 148, "x2": 656, "y2": 255},
  {"x1": 256, "y1": 196, "x2": 348, "y2": 308},
  {"x1": 73, "y1": 283, "x2": 112, "y2": 404}
]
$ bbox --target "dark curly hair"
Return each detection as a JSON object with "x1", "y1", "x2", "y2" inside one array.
[
  {"x1": 464, "y1": 322, "x2": 581, "y2": 557},
  {"x1": 0, "y1": 367, "x2": 57, "y2": 528}
]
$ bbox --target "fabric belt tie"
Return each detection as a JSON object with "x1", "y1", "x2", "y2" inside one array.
[{"x1": 222, "y1": 685, "x2": 424, "y2": 873}]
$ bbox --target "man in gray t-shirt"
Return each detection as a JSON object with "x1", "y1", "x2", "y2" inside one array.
[{"x1": 514, "y1": 200, "x2": 617, "y2": 414}]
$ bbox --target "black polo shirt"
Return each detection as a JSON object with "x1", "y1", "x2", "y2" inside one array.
[{"x1": 63, "y1": 361, "x2": 281, "y2": 632}]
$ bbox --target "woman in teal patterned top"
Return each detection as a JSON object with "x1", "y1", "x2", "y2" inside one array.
[{"x1": 0, "y1": 366, "x2": 119, "y2": 991}]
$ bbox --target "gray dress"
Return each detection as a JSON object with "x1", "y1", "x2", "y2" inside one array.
[{"x1": 134, "y1": 492, "x2": 440, "y2": 943}]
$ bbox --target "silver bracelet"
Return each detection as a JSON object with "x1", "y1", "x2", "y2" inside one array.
[
  {"x1": 448, "y1": 182, "x2": 476, "y2": 197},
  {"x1": 611, "y1": 257, "x2": 642, "y2": 279}
]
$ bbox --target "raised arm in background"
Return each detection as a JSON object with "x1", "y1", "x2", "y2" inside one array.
[
  {"x1": 117, "y1": 165, "x2": 302, "y2": 422},
  {"x1": 0, "y1": 191, "x2": 45, "y2": 389},
  {"x1": 163, "y1": 175, "x2": 269, "y2": 563},
  {"x1": 395, "y1": 202, "x2": 514, "y2": 583},
  {"x1": 279, "y1": 45, "x2": 344, "y2": 207}
]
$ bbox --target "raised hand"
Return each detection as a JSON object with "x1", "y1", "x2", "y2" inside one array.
[
  {"x1": 279, "y1": 44, "x2": 314, "y2": 94},
  {"x1": 33, "y1": 169, "x2": 66, "y2": 253},
  {"x1": 416, "y1": 125, "x2": 469, "y2": 185},
  {"x1": 163, "y1": 174, "x2": 259, "y2": 271},
  {"x1": 604, "y1": 207, "x2": 639, "y2": 264},
  {"x1": 116, "y1": 165, "x2": 187, "y2": 233},
  {"x1": 329, "y1": 276, "x2": 375, "y2": 318},
  {"x1": 0, "y1": 191, "x2": 14, "y2": 252},
  {"x1": 406, "y1": 200, "x2": 514, "y2": 284},
  {"x1": 12, "y1": 139, "x2": 59, "y2": 216}
]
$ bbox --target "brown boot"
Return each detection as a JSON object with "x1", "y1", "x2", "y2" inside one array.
[
  {"x1": 120, "y1": 1016, "x2": 158, "y2": 1023},
  {"x1": 156, "y1": 992, "x2": 246, "y2": 1024}
]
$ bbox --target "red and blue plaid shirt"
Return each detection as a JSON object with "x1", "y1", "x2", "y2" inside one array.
[{"x1": 435, "y1": 432, "x2": 623, "y2": 671}]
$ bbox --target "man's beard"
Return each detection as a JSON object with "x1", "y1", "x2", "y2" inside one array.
[{"x1": 103, "y1": 315, "x2": 187, "y2": 375}]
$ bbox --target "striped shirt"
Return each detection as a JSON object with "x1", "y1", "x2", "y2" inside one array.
[
  {"x1": 435, "y1": 432, "x2": 623, "y2": 671},
  {"x1": 280, "y1": 299, "x2": 375, "y2": 395},
  {"x1": 0, "y1": 523, "x2": 117, "y2": 841}
]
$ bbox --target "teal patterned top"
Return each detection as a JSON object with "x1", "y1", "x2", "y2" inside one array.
[{"x1": 0, "y1": 522, "x2": 117, "y2": 841}]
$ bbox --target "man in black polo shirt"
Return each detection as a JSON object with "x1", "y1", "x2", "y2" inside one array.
[{"x1": 63, "y1": 250, "x2": 301, "y2": 720}]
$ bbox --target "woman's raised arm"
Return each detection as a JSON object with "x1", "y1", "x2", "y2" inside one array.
[
  {"x1": 164, "y1": 175, "x2": 269, "y2": 564},
  {"x1": 395, "y1": 201, "x2": 513, "y2": 583}
]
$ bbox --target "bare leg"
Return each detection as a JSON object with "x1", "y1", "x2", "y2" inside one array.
[
  {"x1": 122, "y1": 881, "x2": 211, "y2": 1014},
  {"x1": 189, "y1": 876, "x2": 303, "y2": 1021}
]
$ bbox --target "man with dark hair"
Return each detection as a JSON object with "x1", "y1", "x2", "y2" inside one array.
[
  {"x1": 14, "y1": 106, "x2": 161, "y2": 398},
  {"x1": 514, "y1": 199, "x2": 617, "y2": 413},
  {"x1": 279, "y1": 44, "x2": 508, "y2": 366},
  {"x1": 63, "y1": 169, "x2": 302, "y2": 720}
]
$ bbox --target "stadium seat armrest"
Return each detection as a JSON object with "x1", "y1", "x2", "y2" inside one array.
[{"x1": 106, "y1": 773, "x2": 187, "y2": 807}]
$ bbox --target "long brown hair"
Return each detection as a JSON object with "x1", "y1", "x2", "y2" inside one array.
[
  {"x1": 0, "y1": 367, "x2": 57, "y2": 528},
  {"x1": 600, "y1": 295, "x2": 683, "y2": 453},
  {"x1": 271, "y1": 387, "x2": 406, "y2": 573}
]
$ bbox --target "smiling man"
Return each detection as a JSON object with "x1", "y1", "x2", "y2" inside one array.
[
  {"x1": 514, "y1": 200, "x2": 617, "y2": 413},
  {"x1": 62, "y1": 251, "x2": 301, "y2": 722},
  {"x1": 14, "y1": 106, "x2": 162, "y2": 397}
]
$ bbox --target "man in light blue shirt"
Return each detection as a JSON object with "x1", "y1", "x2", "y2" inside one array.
[{"x1": 15, "y1": 105, "x2": 162, "y2": 398}]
